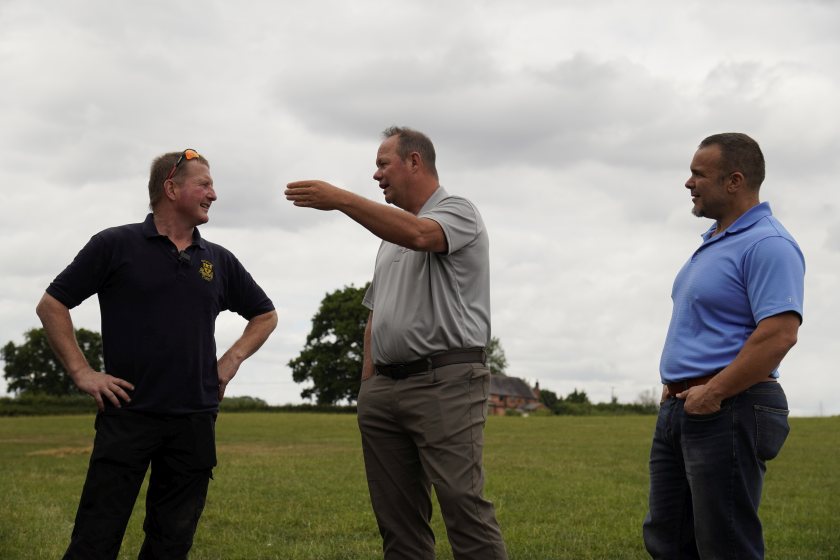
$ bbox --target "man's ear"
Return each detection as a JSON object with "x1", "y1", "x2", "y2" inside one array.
[
  {"x1": 727, "y1": 171, "x2": 746, "y2": 193},
  {"x1": 408, "y1": 151, "x2": 422, "y2": 173},
  {"x1": 164, "y1": 179, "x2": 178, "y2": 201}
]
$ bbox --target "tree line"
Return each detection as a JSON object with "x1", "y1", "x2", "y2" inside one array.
[{"x1": 2, "y1": 284, "x2": 655, "y2": 414}]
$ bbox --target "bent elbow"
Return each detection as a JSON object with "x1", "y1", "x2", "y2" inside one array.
[
  {"x1": 408, "y1": 231, "x2": 447, "y2": 253},
  {"x1": 35, "y1": 294, "x2": 52, "y2": 321},
  {"x1": 409, "y1": 235, "x2": 433, "y2": 252},
  {"x1": 266, "y1": 310, "x2": 279, "y2": 332},
  {"x1": 36, "y1": 293, "x2": 69, "y2": 326},
  {"x1": 403, "y1": 218, "x2": 447, "y2": 253},
  {"x1": 771, "y1": 329, "x2": 799, "y2": 358}
]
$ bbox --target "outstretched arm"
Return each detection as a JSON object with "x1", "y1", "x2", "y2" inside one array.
[
  {"x1": 217, "y1": 310, "x2": 278, "y2": 400},
  {"x1": 285, "y1": 180, "x2": 446, "y2": 253},
  {"x1": 35, "y1": 292, "x2": 134, "y2": 411}
]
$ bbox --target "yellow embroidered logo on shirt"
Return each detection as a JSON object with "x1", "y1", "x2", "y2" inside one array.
[{"x1": 199, "y1": 260, "x2": 214, "y2": 281}]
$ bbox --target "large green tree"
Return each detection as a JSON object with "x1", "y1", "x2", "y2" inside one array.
[
  {"x1": 2, "y1": 327, "x2": 102, "y2": 395},
  {"x1": 289, "y1": 284, "x2": 369, "y2": 404},
  {"x1": 289, "y1": 283, "x2": 511, "y2": 404}
]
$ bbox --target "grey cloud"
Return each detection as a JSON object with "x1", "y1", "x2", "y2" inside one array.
[
  {"x1": 273, "y1": 50, "x2": 696, "y2": 177},
  {"x1": 827, "y1": 221, "x2": 840, "y2": 252}
]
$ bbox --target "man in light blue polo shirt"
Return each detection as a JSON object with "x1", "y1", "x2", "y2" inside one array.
[{"x1": 643, "y1": 133, "x2": 805, "y2": 560}]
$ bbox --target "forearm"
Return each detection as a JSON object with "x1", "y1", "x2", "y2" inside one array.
[
  {"x1": 215, "y1": 310, "x2": 276, "y2": 400},
  {"x1": 36, "y1": 293, "x2": 133, "y2": 409},
  {"x1": 35, "y1": 293, "x2": 92, "y2": 380},
  {"x1": 285, "y1": 180, "x2": 446, "y2": 251},
  {"x1": 704, "y1": 312, "x2": 800, "y2": 400},
  {"x1": 362, "y1": 312, "x2": 374, "y2": 380},
  {"x1": 220, "y1": 310, "x2": 278, "y2": 365}
]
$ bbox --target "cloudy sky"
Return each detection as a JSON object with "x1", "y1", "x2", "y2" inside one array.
[{"x1": 2, "y1": 0, "x2": 838, "y2": 416}]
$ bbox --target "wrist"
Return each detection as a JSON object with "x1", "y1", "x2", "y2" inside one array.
[
  {"x1": 68, "y1": 364, "x2": 94, "y2": 381},
  {"x1": 220, "y1": 348, "x2": 247, "y2": 370},
  {"x1": 702, "y1": 379, "x2": 727, "y2": 402}
]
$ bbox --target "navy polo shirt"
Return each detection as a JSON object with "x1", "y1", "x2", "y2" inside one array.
[
  {"x1": 47, "y1": 214, "x2": 274, "y2": 414},
  {"x1": 659, "y1": 202, "x2": 805, "y2": 383}
]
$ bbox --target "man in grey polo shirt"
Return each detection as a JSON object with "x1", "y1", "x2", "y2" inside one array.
[{"x1": 285, "y1": 126, "x2": 507, "y2": 560}]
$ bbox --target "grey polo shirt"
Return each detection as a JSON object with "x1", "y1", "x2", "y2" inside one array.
[{"x1": 362, "y1": 186, "x2": 491, "y2": 364}]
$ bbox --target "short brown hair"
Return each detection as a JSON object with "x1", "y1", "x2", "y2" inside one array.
[
  {"x1": 147, "y1": 150, "x2": 210, "y2": 209},
  {"x1": 382, "y1": 126, "x2": 438, "y2": 179},
  {"x1": 699, "y1": 133, "x2": 765, "y2": 190}
]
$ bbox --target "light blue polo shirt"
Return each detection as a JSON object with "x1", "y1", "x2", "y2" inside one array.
[{"x1": 659, "y1": 202, "x2": 805, "y2": 383}]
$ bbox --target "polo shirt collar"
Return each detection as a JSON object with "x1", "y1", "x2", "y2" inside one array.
[
  {"x1": 702, "y1": 201, "x2": 772, "y2": 242},
  {"x1": 141, "y1": 213, "x2": 207, "y2": 249},
  {"x1": 418, "y1": 186, "x2": 449, "y2": 215}
]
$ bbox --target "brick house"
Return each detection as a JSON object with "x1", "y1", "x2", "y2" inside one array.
[{"x1": 488, "y1": 375, "x2": 545, "y2": 416}]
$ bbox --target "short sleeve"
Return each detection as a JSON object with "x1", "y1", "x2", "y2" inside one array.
[
  {"x1": 362, "y1": 279, "x2": 375, "y2": 311},
  {"x1": 222, "y1": 252, "x2": 274, "y2": 320},
  {"x1": 46, "y1": 233, "x2": 111, "y2": 309},
  {"x1": 743, "y1": 236, "x2": 805, "y2": 324},
  {"x1": 420, "y1": 197, "x2": 481, "y2": 255}
]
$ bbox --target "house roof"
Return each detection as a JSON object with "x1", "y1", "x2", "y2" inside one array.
[{"x1": 490, "y1": 375, "x2": 537, "y2": 399}]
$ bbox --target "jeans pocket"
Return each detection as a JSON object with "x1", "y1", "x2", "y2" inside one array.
[
  {"x1": 684, "y1": 398, "x2": 731, "y2": 421},
  {"x1": 685, "y1": 407, "x2": 726, "y2": 421},
  {"x1": 754, "y1": 405, "x2": 790, "y2": 461}
]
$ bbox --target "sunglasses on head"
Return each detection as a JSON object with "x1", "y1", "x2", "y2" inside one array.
[{"x1": 165, "y1": 149, "x2": 201, "y2": 181}]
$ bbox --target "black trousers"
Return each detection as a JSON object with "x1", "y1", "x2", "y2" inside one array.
[{"x1": 63, "y1": 410, "x2": 217, "y2": 560}]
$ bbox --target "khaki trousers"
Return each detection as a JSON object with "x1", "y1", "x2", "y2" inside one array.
[{"x1": 357, "y1": 362, "x2": 508, "y2": 560}]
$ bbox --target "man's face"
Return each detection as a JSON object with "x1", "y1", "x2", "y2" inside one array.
[
  {"x1": 373, "y1": 135, "x2": 412, "y2": 209},
  {"x1": 172, "y1": 161, "x2": 216, "y2": 225},
  {"x1": 685, "y1": 145, "x2": 728, "y2": 220}
]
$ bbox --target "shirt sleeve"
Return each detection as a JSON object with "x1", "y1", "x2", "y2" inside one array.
[
  {"x1": 222, "y1": 252, "x2": 275, "y2": 320},
  {"x1": 362, "y1": 280, "x2": 375, "y2": 311},
  {"x1": 46, "y1": 233, "x2": 111, "y2": 309},
  {"x1": 744, "y1": 235, "x2": 805, "y2": 324},
  {"x1": 420, "y1": 196, "x2": 481, "y2": 255}
]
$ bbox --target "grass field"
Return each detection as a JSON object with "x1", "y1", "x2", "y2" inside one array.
[{"x1": 1, "y1": 413, "x2": 837, "y2": 559}]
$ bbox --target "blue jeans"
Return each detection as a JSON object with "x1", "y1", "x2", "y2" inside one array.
[{"x1": 643, "y1": 382, "x2": 790, "y2": 559}]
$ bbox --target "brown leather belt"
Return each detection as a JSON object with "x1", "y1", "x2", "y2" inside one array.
[
  {"x1": 665, "y1": 373, "x2": 718, "y2": 398},
  {"x1": 665, "y1": 372, "x2": 777, "y2": 398},
  {"x1": 375, "y1": 348, "x2": 486, "y2": 379}
]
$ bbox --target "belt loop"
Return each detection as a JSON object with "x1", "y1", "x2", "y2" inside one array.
[{"x1": 427, "y1": 356, "x2": 435, "y2": 382}]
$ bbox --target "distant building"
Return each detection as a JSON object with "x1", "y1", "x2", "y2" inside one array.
[{"x1": 488, "y1": 375, "x2": 545, "y2": 416}]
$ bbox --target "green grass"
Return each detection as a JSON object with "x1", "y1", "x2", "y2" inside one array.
[{"x1": 0, "y1": 414, "x2": 837, "y2": 559}]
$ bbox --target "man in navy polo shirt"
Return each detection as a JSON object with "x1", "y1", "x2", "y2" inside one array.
[
  {"x1": 643, "y1": 133, "x2": 805, "y2": 559},
  {"x1": 36, "y1": 149, "x2": 277, "y2": 559}
]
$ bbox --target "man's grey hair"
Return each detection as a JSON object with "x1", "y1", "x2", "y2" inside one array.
[{"x1": 382, "y1": 126, "x2": 438, "y2": 179}]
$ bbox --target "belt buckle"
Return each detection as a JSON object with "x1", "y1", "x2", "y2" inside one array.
[
  {"x1": 666, "y1": 380, "x2": 688, "y2": 398},
  {"x1": 391, "y1": 364, "x2": 410, "y2": 379}
]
